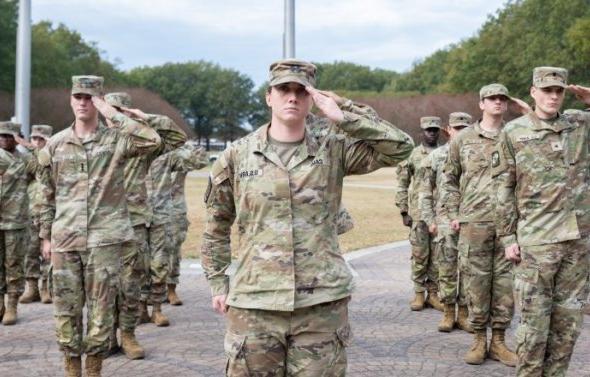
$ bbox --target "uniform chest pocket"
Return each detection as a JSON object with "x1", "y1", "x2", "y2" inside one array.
[{"x1": 461, "y1": 143, "x2": 488, "y2": 171}]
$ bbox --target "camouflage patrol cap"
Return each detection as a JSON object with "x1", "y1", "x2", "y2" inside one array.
[
  {"x1": 30, "y1": 125, "x2": 53, "y2": 140},
  {"x1": 269, "y1": 59, "x2": 316, "y2": 87},
  {"x1": 71, "y1": 75, "x2": 104, "y2": 96},
  {"x1": 479, "y1": 83, "x2": 509, "y2": 100},
  {"x1": 105, "y1": 92, "x2": 132, "y2": 108},
  {"x1": 533, "y1": 66, "x2": 567, "y2": 88},
  {"x1": 448, "y1": 112, "x2": 473, "y2": 128},
  {"x1": 420, "y1": 116, "x2": 442, "y2": 129},
  {"x1": 0, "y1": 121, "x2": 21, "y2": 137}
]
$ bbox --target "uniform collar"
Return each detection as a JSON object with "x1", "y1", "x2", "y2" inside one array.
[
  {"x1": 528, "y1": 112, "x2": 573, "y2": 133},
  {"x1": 253, "y1": 122, "x2": 321, "y2": 170},
  {"x1": 64, "y1": 121, "x2": 107, "y2": 146},
  {"x1": 474, "y1": 121, "x2": 501, "y2": 140}
]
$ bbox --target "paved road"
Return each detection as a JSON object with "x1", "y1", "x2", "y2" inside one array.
[{"x1": 1, "y1": 242, "x2": 589, "y2": 376}]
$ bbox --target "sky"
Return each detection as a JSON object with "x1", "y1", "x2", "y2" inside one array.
[{"x1": 32, "y1": 0, "x2": 507, "y2": 86}]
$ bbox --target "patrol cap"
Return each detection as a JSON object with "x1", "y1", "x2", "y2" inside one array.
[
  {"x1": 479, "y1": 83, "x2": 509, "y2": 100},
  {"x1": 269, "y1": 59, "x2": 317, "y2": 87},
  {"x1": 532, "y1": 66, "x2": 568, "y2": 88},
  {"x1": 105, "y1": 92, "x2": 132, "y2": 108},
  {"x1": 420, "y1": 116, "x2": 442, "y2": 129},
  {"x1": 31, "y1": 125, "x2": 53, "y2": 140},
  {"x1": 448, "y1": 112, "x2": 472, "y2": 128},
  {"x1": 0, "y1": 121, "x2": 21, "y2": 137},
  {"x1": 71, "y1": 75, "x2": 104, "y2": 96}
]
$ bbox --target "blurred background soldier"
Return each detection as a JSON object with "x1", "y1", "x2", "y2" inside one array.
[
  {"x1": 143, "y1": 139, "x2": 207, "y2": 326},
  {"x1": 396, "y1": 116, "x2": 443, "y2": 312},
  {"x1": 104, "y1": 92, "x2": 186, "y2": 360},
  {"x1": 19, "y1": 125, "x2": 53, "y2": 305},
  {"x1": 419, "y1": 112, "x2": 472, "y2": 333},
  {"x1": 0, "y1": 121, "x2": 41, "y2": 325}
]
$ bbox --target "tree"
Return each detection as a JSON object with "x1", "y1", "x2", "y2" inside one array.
[
  {"x1": 129, "y1": 61, "x2": 256, "y2": 148},
  {"x1": 0, "y1": 0, "x2": 18, "y2": 92},
  {"x1": 314, "y1": 61, "x2": 399, "y2": 92}
]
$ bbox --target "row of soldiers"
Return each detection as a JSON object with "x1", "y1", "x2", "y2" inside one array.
[
  {"x1": 395, "y1": 67, "x2": 590, "y2": 376},
  {"x1": 0, "y1": 76, "x2": 208, "y2": 376}
]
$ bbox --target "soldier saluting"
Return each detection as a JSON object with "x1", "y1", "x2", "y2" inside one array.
[{"x1": 201, "y1": 59, "x2": 413, "y2": 375}]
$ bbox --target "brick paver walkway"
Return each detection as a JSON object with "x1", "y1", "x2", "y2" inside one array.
[{"x1": 1, "y1": 242, "x2": 589, "y2": 376}]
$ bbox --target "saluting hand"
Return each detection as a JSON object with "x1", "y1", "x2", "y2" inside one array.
[
  {"x1": 91, "y1": 96, "x2": 118, "y2": 120},
  {"x1": 306, "y1": 86, "x2": 345, "y2": 123},
  {"x1": 122, "y1": 107, "x2": 148, "y2": 121},
  {"x1": 568, "y1": 85, "x2": 590, "y2": 106},
  {"x1": 509, "y1": 97, "x2": 532, "y2": 115}
]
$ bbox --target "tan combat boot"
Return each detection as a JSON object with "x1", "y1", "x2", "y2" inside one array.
[
  {"x1": 410, "y1": 292, "x2": 426, "y2": 311},
  {"x1": 464, "y1": 329, "x2": 487, "y2": 365},
  {"x1": 2, "y1": 294, "x2": 18, "y2": 325},
  {"x1": 488, "y1": 329, "x2": 517, "y2": 367},
  {"x1": 40, "y1": 279, "x2": 52, "y2": 304},
  {"x1": 85, "y1": 355, "x2": 103, "y2": 377},
  {"x1": 456, "y1": 305, "x2": 474, "y2": 333},
  {"x1": 438, "y1": 303, "x2": 456, "y2": 332},
  {"x1": 121, "y1": 329, "x2": 145, "y2": 359},
  {"x1": 137, "y1": 301, "x2": 151, "y2": 325},
  {"x1": 426, "y1": 290, "x2": 445, "y2": 312},
  {"x1": 151, "y1": 303, "x2": 170, "y2": 327},
  {"x1": 64, "y1": 355, "x2": 82, "y2": 377},
  {"x1": 19, "y1": 278, "x2": 40, "y2": 303},
  {"x1": 167, "y1": 284, "x2": 183, "y2": 306}
]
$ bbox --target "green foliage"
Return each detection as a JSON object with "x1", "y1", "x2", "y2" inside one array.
[
  {"x1": 129, "y1": 61, "x2": 256, "y2": 144},
  {"x1": 314, "y1": 61, "x2": 399, "y2": 92},
  {"x1": 0, "y1": 0, "x2": 18, "y2": 92},
  {"x1": 396, "y1": 0, "x2": 590, "y2": 103},
  {"x1": 31, "y1": 21, "x2": 127, "y2": 88}
]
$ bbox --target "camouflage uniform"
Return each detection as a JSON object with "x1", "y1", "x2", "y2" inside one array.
[
  {"x1": 145, "y1": 141, "x2": 207, "y2": 304},
  {"x1": 441, "y1": 120, "x2": 514, "y2": 331},
  {"x1": 167, "y1": 170, "x2": 190, "y2": 286},
  {"x1": 493, "y1": 67, "x2": 590, "y2": 376},
  {"x1": 0, "y1": 123, "x2": 39, "y2": 304},
  {"x1": 105, "y1": 93, "x2": 187, "y2": 334},
  {"x1": 396, "y1": 117, "x2": 441, "y2": 295},
  {"x1": 21, "y1": 125, "x2": 53, "y2": 304},
  {"x1": 38, "y1": 76, "x2": 161, "y2": 356},
  {"x1": 420, "y1": 144, "x2": 466, "y2": 306},
  {"x1": 202, "y1": 58, "x2": 414, "y2": 376}
]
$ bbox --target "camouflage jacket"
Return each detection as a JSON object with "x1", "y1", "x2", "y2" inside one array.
[
  {"x1": 493, "y1": 112, "x2": 590, "y2": 247},
  {"x1": 38, "y1": 114, "x2": 161, "y2": 252},
  {"x1": 123, "y1": 114, "x2": 187, "y2": 227},
  {"x1": 149, "y1": 142, "x2": 208, "y2": 226},
  {"x1": 440, "y1": 122, "x2": 500, "y2": 223},
  {"x1": 395, "y1": 143, "x2": 439, "y2": 220},
  {"x1": 0, "y1": 149, "x2": 39, "y2": 230},
  {"x1": 201, "y1": 111, "x2": 414, "y2": 311},
  {"x1": 170, "y1": 170, "x2": 190, "y2": 221},
  {"x1": 418, "y1": 144, "x2": 449, "y2": 229}
]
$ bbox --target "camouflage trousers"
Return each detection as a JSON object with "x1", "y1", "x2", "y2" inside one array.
[
  {"x1": 52, "y1": 244, "x2": 124, "y2": 356},
  {"x1": 224, "y1": 297, "x2": 351, "y2": 377},
  {"x1": 142, "y1": 223, "x2": 171, "y2": 303},
  {"x1": 459, "y1": 222, "x2": 514, "y2": 330},
  {"x1": 409, "y1": 220, "x2": 438, "y2": 293},
  {"x1": 437, "y1": 227, "x2": 467, "y2": 305},
  {"x1": 23, "y1": 220, "x2": 50, "y2": 281},
  {"x1": 114, "y1": 226, "x2": 147, "y2": 331},
  {"x1": 514, "y1": 237, "x2": 590, "y2": 377},
  {"x1": 167, "y1": 217, "x2": 189, "y2": 285},
  {"x1": 0, "y1": 229, "x2": 26, "y2": 296}
]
